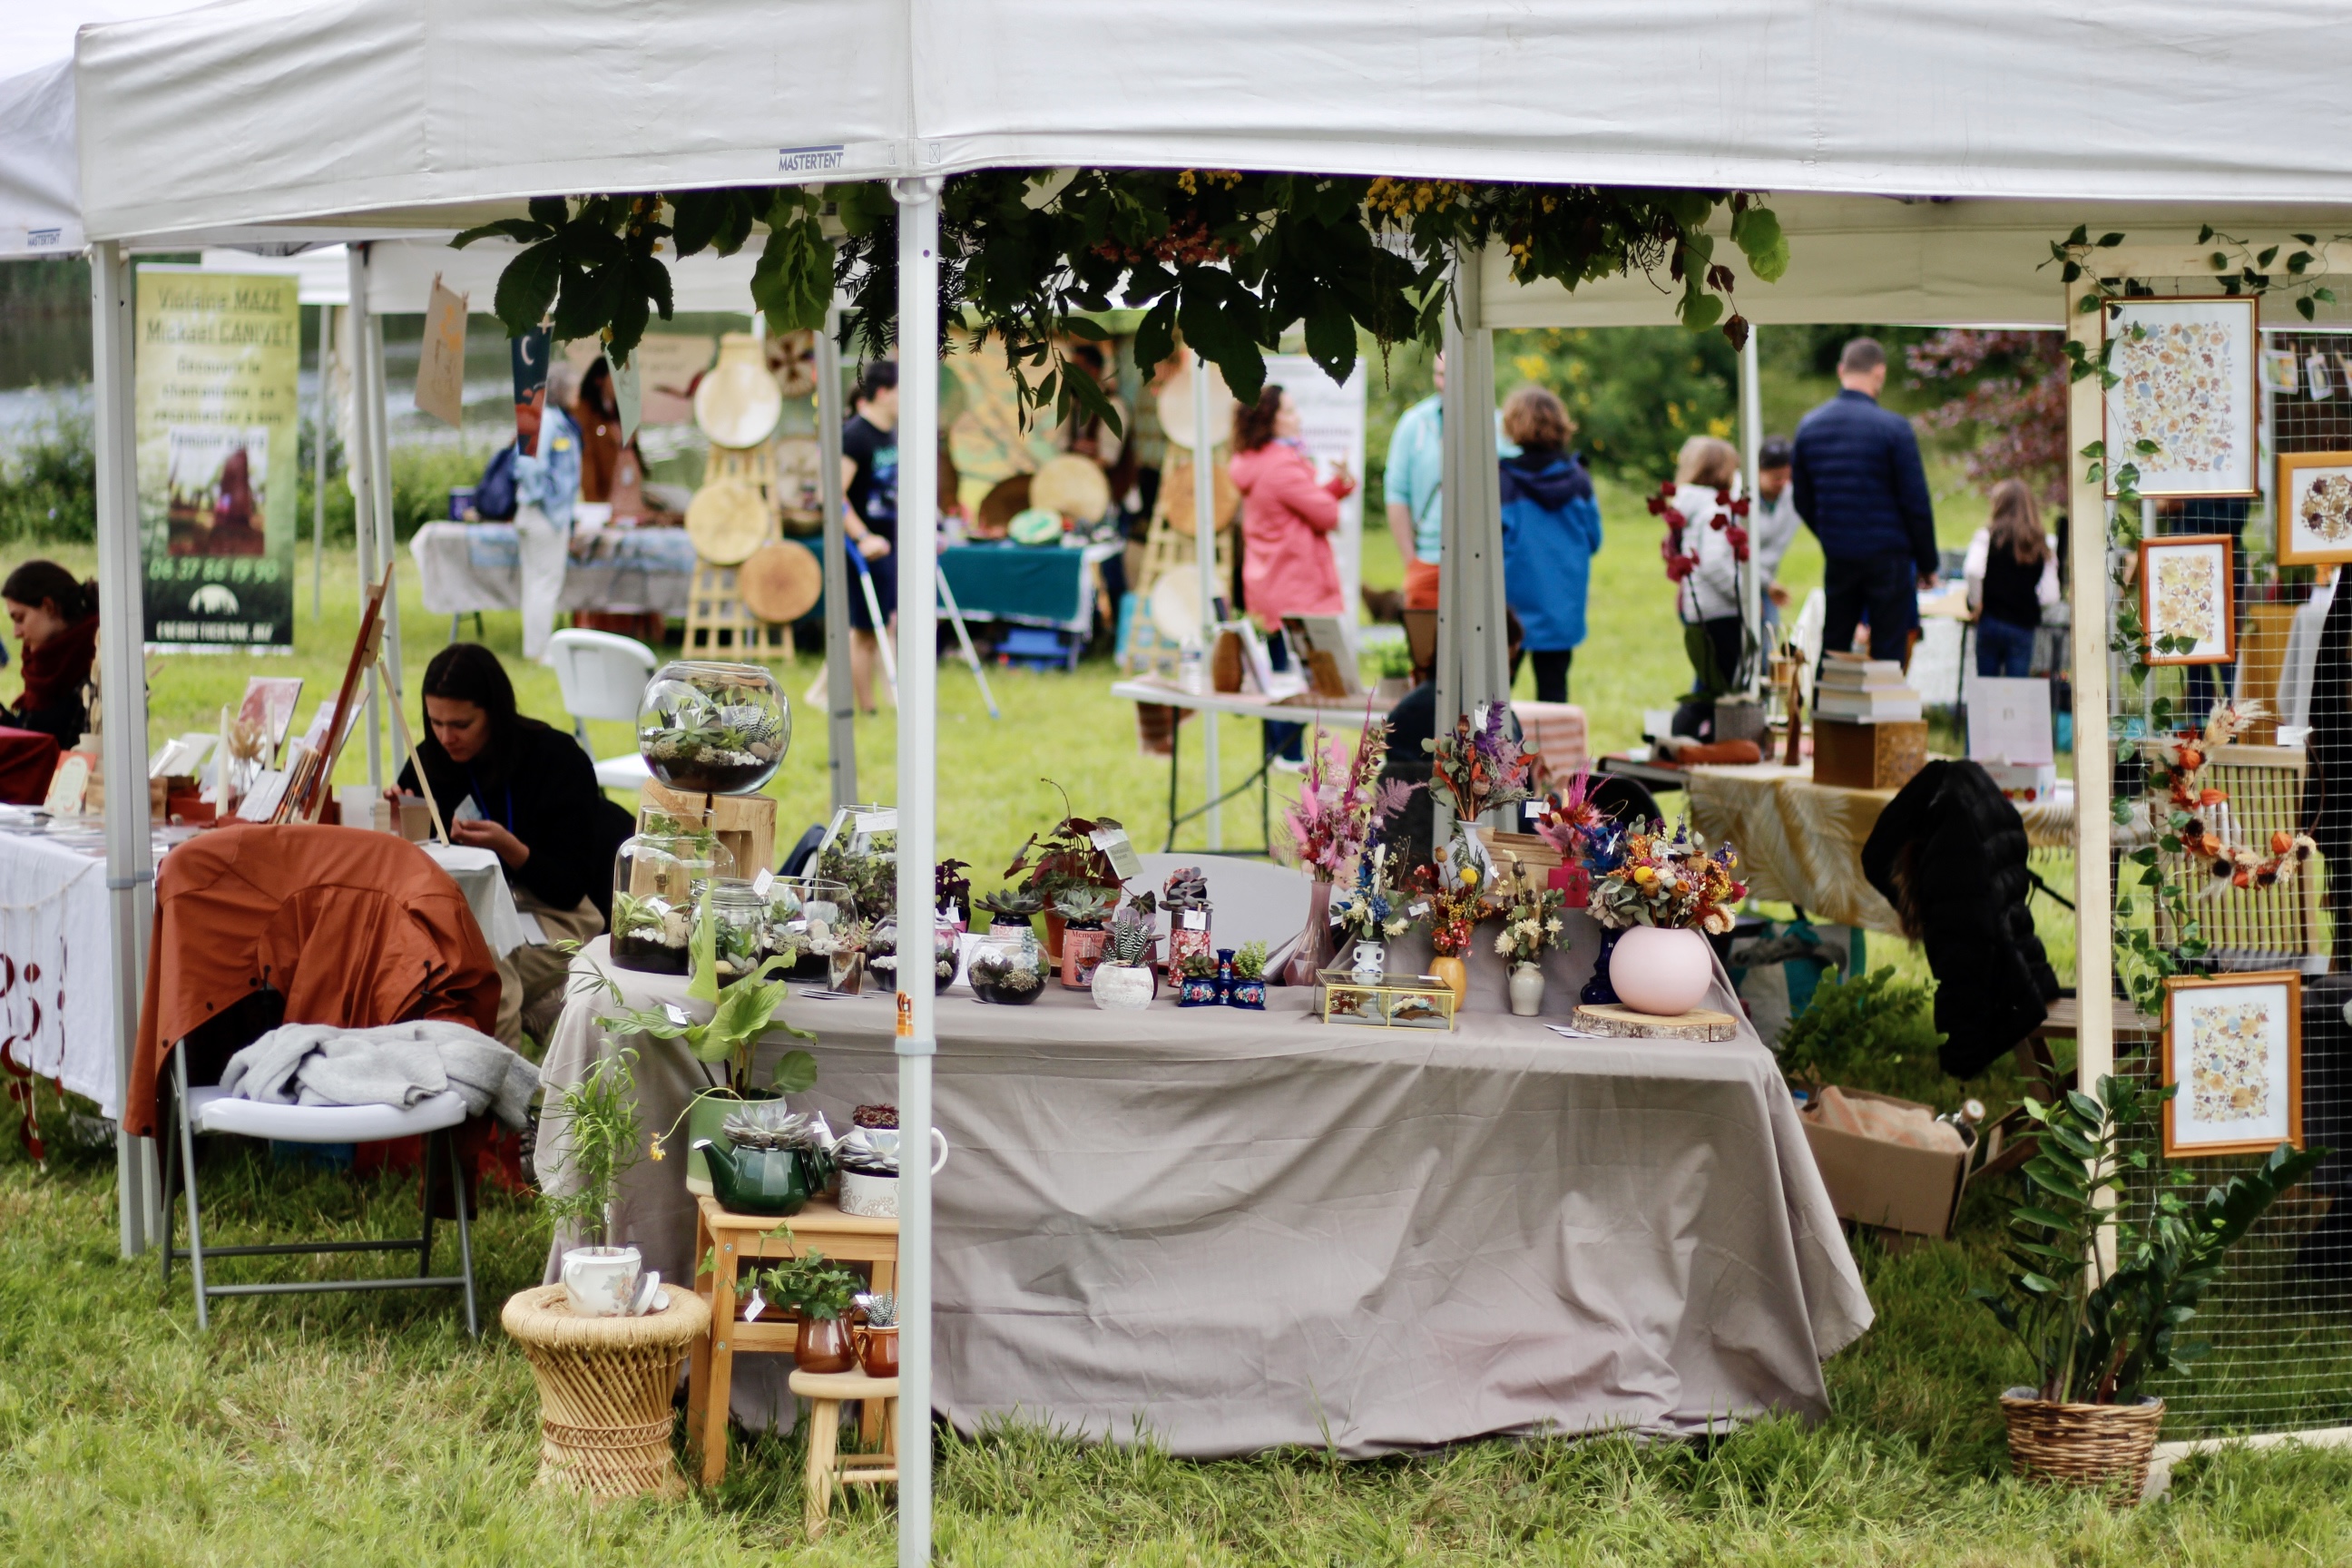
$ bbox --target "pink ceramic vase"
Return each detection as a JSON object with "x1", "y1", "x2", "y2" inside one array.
[{"x1": 1608, "y1": 925, "x2": 1713, "y2": 1016}]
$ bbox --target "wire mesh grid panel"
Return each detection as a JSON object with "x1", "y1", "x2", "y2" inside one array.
[{"x1": 2110, "y1": 280, "x2": 2352, "y2": 1439}]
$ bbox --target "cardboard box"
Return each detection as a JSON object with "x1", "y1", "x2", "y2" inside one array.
[
  {"x1": 1812, "y1": 717, "x2": 1926, "y2": 790},
  {"x1": 1798, "y1": 1087, "x2": 1971, "y2": 1239}
]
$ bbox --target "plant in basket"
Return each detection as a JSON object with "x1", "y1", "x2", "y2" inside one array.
[
  {"x1": 754, "y1": 1248, "x2": 865, "y2": 1373},
  {"x1": 1176, "y1": 949, "x2": 1223, "y2": 1007},
  {"x1": 1329, "y1": 841, "x2": 1411, "y2": 983},
  {"x1": 1227, "y1": 940, "x2": 1269, "y2": 1009},
  {"x1": 1091, "y1": 908, "x2": 1159, "y2": 1010},
  {"x1": 1493, "y1": 873, "x2": 1566, "y2": 1016},
  {"x1": 1588, "y1": 825, "x2": 1745, "y2": 1018},
  {"x1": 1974, "y1": 1077, "x2": 2324, "y2": 1494},
  {"x1": 1280, "y1": 715, "x2": 1416, "y2": 986},
  {"x1": 1423, "y1": 701, "x2": 1539, "y2": 823}
]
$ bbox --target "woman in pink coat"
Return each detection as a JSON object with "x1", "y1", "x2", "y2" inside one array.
[{"x1": 1230, "y1": 385, "x2": 1356, "y2": 629}]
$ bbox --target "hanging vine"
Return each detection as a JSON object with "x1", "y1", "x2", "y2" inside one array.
[{"x1": 454, "y1": 171, "x2": 1787, "y2": 434}]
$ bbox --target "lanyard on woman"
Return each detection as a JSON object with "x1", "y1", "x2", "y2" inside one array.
[{"x1": 465, "y1": 766, "x2": 514, "y2": 833}]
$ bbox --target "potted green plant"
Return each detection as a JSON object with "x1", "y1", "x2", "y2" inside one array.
[
  {"x1": 1161, "y1": 865, "x2": 1213, "y2": 974},
  {"x1": 936, "y1": 858, "x2": 973, "y2": 930},
  {"x1": 1227, "y1": 940, "x2": 1269, "y2": 1009},
  {"x1": 976, "y1": 885, "x2": 1044, "y2": 940},
  {"x1": 1091, "y1": 908, "x2": 1158, "y2": 1010},
  {"x1": 1176, "y1": 949, "x2": 1222, "y2": 1007},
  {"x1": 1004, "y1": 779, "x2": 1126, "y2": 962},
  {"x1": 756, "y1": 1250, "x2": 864, "y2": 1373},
  {"x1": 542, "y1": 1047, "x2": 648, "y2": 1317},
  {"x1": 1053, "y1": 886, "x2": 1120, "y2": 988},
  {"x1": 1974, "y1": 1075, "x2": 2324, "y2": 1493}
]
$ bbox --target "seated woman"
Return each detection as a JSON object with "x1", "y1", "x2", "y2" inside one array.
[
  {"x1": 394, "y1": 642, "x2": 631, "y2": 1049},
  {"x1": 0, "y1": 563, "x2": 99, "y2": 800}
]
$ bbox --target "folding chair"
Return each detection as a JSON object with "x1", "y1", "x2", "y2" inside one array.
[
  {"x1": 160, "y1": 1044, "x2": 481, "y2": 1336},
  {"x1": 547, "y1": 627, "x2": 660, "y2": 790}
]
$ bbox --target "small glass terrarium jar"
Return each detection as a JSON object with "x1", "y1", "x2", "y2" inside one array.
[
  {"x1": 610, "y1": 828, "x2": 736, "y2": 974},
  {"x1": 968, "y1": 933, "x2": 1046, "y2": 1005},
  {"x1": 768, "y1": 876, "x2": 853, "y2": 983},
  {"x1": 695, "y1": 880, "x2": 771, "y2": 986},
  {"x1": 868, "y1": 918, "x2": 960, "y2": 995},
  {"x1": 637, "y1": 661, "x2": 790, "y2": 795}
]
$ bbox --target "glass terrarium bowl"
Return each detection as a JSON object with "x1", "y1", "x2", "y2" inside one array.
[
  {"x1": 769, "y1": 876, "x2": 854, "y2": 983},
  {"x1": 968, "y1": 932, "x2": 1046, "y2": 1005},
  {"x1": 695, "y1": 879, "x2": 773, "y2": 987},
  {"x1": 610, "y1": 829, "x2": 737, "y2": 974},
  {"x1": 868, "y1": 918, "x2": 960, "y2": 995},
  {"x1": 637, "y1": 660, "x2": 790, "y2": 795}
]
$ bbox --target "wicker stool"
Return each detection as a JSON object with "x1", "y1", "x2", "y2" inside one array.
[
  {"x1": 502, "y1": 1284, "x2": 712, "y2": 1500},
  {"x1": 789, "y1": 1367, "x2": 898, "y2": 1540}
]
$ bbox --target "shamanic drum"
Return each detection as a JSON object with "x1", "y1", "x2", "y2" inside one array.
[
  {"x1": 738, "y1": 542, "x2": 824, "y2": 624},
  {"x1": 685, "y1": 479, "x2": 771, "y2": 566}
]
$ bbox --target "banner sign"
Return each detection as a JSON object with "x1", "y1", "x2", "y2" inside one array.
[{"x1": 135, "y1": 267, "x2": 300, "y2": 650}]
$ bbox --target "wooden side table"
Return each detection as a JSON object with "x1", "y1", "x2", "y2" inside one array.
[
  {"x1": 789, "y1": 1367, "x2": 898, "y2": 1539},
  {"x1": 683, "y1": 1193, "x2": 899, "y2": 1488}
]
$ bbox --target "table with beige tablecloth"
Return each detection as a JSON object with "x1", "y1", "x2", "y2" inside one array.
[
  {"x1": 1687, "y1": 761, "x2": 2074, "y2": 934},
  {"x1": 542, "y1": 916, "x2": 1870, "y2": 1456}
]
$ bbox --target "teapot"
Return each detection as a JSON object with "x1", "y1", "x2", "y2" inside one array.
[{"x1": 691, "y1": 1135, "x2": 831, "y2": 1217}]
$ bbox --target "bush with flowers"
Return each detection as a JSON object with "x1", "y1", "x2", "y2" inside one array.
[{"x1": 1588, "y1": 826, "x2": 1747, "y2": 935}]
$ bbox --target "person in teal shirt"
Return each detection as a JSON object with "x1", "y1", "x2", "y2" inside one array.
[{"x1": 1382, "y1": 351, "x2": 1517, "y2": 611}]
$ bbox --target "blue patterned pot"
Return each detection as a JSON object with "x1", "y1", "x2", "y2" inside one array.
[
  {"x1": 1178, "y1": 974, "x2": 1223, "y2": 1007},
  {"x1": 1227, "y1": 976, "x2": 1267, "y2": 1010}
]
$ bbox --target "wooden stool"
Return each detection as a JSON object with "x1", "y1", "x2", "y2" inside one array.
[
  {"x1": 684, "y1": 1194, "x2": 898, "y2": 1487},
  {"x1": 789, "y1": 1367, "x2": 898, "y2": 1539}
]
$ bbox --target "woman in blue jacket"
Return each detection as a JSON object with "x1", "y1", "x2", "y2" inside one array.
[{"x1": 1498, "y1": 385, "x2": 1603, "y2": 702}]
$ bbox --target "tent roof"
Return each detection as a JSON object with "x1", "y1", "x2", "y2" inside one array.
[{"x1": 69, "y1": 0, "x2": 2352, "y2": 250}]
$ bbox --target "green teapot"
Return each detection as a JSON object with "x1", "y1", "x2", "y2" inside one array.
[{"x1": 691, "y1": 1136, "x2": 831, "y2": 1217}]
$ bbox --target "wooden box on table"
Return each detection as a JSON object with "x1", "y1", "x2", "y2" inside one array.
[
  {"x1": 641, "y1": 779, "x2": 777, "y2": 877},
  {"x1": 1810, "y1": 718, "x2": 1926, "y2": 790}
]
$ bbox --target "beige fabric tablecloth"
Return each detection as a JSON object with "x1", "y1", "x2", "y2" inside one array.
[
  {"x1": 540, "y1": 923, "x2": 1871, "y2": 1457},
  {"x1": 1687, "y1": 762, "x2": 2073, "y2": 934}
]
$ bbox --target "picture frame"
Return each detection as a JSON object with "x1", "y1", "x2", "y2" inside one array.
[
  {"x1": 2136, "y1": 534, "x2": 2236, "y2": 665},
  {"x1": 2103, "y1": 296, "x2": 2260, "y2": 498},
  {"x1": 2161, "y1": 971, "x2": 2303, "y2": 1159},
  {"x1": 2276, "y1": 451, "x2": 2352, "y2": 565}
]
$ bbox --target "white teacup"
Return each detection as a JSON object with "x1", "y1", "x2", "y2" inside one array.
[
  {"x1": 857, "y1": 1126, "x2": 949, "y2": 1173},
  {"x1": 560, "y1": 1245, "x2": 642, "y2": 1317}
]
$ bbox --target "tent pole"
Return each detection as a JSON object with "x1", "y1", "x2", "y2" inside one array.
[
  {"x1": 1740, "y1": 330, "x2": 1764, "y2": 699},
  {"x1": 818, "y1": 305, "x2": 857, "y2": 808},
  {"x1": 92, "y1": 240, "x2": 158, "y2": 1257},
  {"x1": 365, "y1": 293, "x2": 407, "y2": 723},
  {"x1": 890, "y1": 174, "x2": 941, "y2": 1568},
  {"x1": 1434, "y1": 260, "x2": 1465, "y2": 848},
  {"x1": 313, "y1": 306, "x2": 332, "y2": 621},
  {"x1": 1437, "y1": 248, "x2": 1507, "y2": 830},
  {"x1": 1192, "y1": 352, "x2": 1220, "y2": 849},
  {"x1": 345, "y1": 250, "x2": 385, "y2": 791}
]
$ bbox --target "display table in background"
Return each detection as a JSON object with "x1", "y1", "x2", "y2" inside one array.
[
  {"x1": 540, "y1": 928, "x2": 1870, "y2": 1457},
  {"x1": 939, "y1": 541, "x2": 1120, "y2": 632},
  {"x1": 1686, "y1": 761, "x2": 2074, "y2": 934},
  {"x1": 411, "y1": 523, "x2": 702, "y2": 625}
]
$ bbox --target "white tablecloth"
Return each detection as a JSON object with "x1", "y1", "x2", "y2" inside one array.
[
  {"x1": 416, "y1": 842, "x2": 532, "y2": 956},
  {"x1": 411, "y1": 522, "x2": 699, "y2": 618}
]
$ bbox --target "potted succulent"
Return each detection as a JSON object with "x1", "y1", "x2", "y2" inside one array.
[
  {"x1": 1493, "y1": 869, "x2": 1566, "y2": 1016},
  {"x1": 1974, "y1": 1076, "x2": 2323, "y2": 1494},
  {"x1": 1227, "y1": 940, "x2": 1269, "y2": 1009},
  {"x1": 542, "y1": 1047, "x2": 648, "y2": 1317},
  {"x1": 856, "y1": 1290, "x2": 899, "y2": 1378},
  {"x1": 691, "y1": 1101, "x2": 832, "y2": 1218},
  {"x1": 1176, "y1": 950, "x2": 1222, "y2": 1007},
  {"x1": 1054, "y1": 886, "x2": 1120, "y2": 988},
  {"x1": 936, "y1": 858, "x2": 973, "y2": 930},
  {"x1": 1589, "y1": 824, "x2": 1745, "y2": 1017},
  {"x1": 975, "y1": 886, "x2": 1044, "y2": 942},
  {"x1": 1161, "y1": 866, "x2": 1213, "y2": 974},
  {"x1": 755, "y1": 1250, "x2": 864, "y2": 1374},
  {"x1": 968, "y1": 933, "x2": 1046, "y2": 1004},
  {"x1": 1003, "y1": 780, "x2": 1126, "y2": 963},
  {"x1": 1091, "y1": 908, "x2": 1158, "y2": 1010}
]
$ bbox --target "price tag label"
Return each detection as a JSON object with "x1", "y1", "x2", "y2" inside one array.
[
  {"x1": 854, "y1": 808, "x2": 898, "y2": 837},
  {"x1": 1407, "y1": 900, "x2": 1430, "y2": 918},
  {"x1": 662, "y1": 1003, "x2": 691, "y2": 1026},
  {"x1": 742, "y1": 1288, "x2": 766, "y2": 1322},
  {"x1": 752, "y1": 867, "x2": 775, "y2": 898},
  {"x1": 1523, "y1": 800, "x2": 1544, "y2": 821},
  {"x1": 1089, "y1": 823, "x2": 1145, "y2": 880},
  {"x1": 1181, "y1": 910, "x2": 1207, "y2": 931}
]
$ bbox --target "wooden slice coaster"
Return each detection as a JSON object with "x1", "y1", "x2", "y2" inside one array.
[{"x1": 1570, "y1": 1003, "x2": 1739, "y2": 1042}]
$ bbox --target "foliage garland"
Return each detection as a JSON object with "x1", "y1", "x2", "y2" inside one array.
[{"x1": 455, "y1": 172, "x2": 1788, "y2": 432}]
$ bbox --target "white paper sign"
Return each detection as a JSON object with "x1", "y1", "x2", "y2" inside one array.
[
  {"x1": 1089, "y1": 824, "x2": 1145, "y2": 880},
  {"x1": 1181, "y1": 909, "x2": 1207, "y2": 931},
  {"x1": 752, "y1": 867, "x2": 775, "y2": 898}
]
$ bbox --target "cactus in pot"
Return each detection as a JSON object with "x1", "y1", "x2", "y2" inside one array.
[{"x1": 1091, "y1": 908, "x2": 1158, "y2": 1010}]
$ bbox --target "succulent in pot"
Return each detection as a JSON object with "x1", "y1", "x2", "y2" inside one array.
[
  {"x1": 1054, "y1": 887, "x2": 1120, "y2": 988},
  {"x1": 1090, "y1": 909, "x2": 1158, "y2": 1010},
  {"x1": 693, "y1": 1101, "x2": 832, "y2": 1217},
  {"x1": 636, "y1": 660, "x2": 789, "y2": 794},
  {"x1": 1227, "y1": 939, "x2": 1269, "y2": 1010},
  {"x1": 1161, "y1": 864, "x2": 1214, "y2": 973},
  {"x1": 968, "y1": 936, "x2": 1046, "y2": 1004},
  {"x1": 856, "y1": 1289, "x2": 900, "y2": 1377},
  {"x1": 1176, "y1": 949, "x2": 1222, "y2": 1007},
  {"x1": 975, "y1": 886, "x2": 1044, "y2": 941}
]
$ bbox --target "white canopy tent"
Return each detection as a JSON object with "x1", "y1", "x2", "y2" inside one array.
[{"x1": 65, "y1": 3, "x2": 2352, "y2": 1560}]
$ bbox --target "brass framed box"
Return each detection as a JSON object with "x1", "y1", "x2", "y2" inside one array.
[{"x1": 1318, "y1": 970, "x2": 1457, "y2": 1031}]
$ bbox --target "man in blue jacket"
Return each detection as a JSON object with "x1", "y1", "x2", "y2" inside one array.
[{"x1": 1791, "y1": 338, "x2": 1939, "y2": 665}]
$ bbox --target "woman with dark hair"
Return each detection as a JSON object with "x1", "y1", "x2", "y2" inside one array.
[
  {"x1": 1497, "y1": 385, "x2": 1602, "y2": 703},
  {"x1": 1964, "y1": 478, "x2": 2058, "y2": 679},
  {"x1": 393, "y1": 642, "x2": 631, "y2": 1046},
  {"x1": 0, "y1": 560, "x2": 99, "y2": 747}
]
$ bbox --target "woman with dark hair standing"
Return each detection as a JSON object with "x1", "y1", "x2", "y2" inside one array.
[
  {"x1": 394, "y1": 642, "x2": 631, "y2": 1046},
  {"x1": 0, "y1": 560, "x2": 99, "y2": 747},
  {"x1": 1964, "y1": 479, "x2": 2058, "y2": 679}
]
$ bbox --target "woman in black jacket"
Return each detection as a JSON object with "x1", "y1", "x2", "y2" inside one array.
[{"x1": 396, "y1": 642, "x2": 632, "y2": 1046}]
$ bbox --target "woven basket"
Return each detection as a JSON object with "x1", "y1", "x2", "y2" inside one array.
[
  {"x1": 2001, "y1": 1393, "x2": 2165, "y2": 1495},
  {"x1": 502, "y1": 1284, "x2": 713, "y2": 1500}
]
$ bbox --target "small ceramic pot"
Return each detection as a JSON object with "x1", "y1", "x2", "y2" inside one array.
[
  {"x1": 1429, "y1": 954, "x2": 1469, "y2": 1006},
  {"x1": 1508, "y1": 960, "x2": 1545, "y2": 1017},
  {"x1": 1177, "y1": 973, "x2": 1222, "y2": 1006},
  {"x1": 858, "y1": 1323, "x2": 900, "y2": 1379},
  {"x1": 1349, "y1": 939, "x2": 1386, "y2": 984},
  {"x1": 1168, "y1": 918, "x2": 1213, "y2": 975},
  {"x1": 793, "y1": 1314, "x2": 858, "y2": 1374},
  {"x1": 830, "y1": 949, "x2": 866, "y2": 995},
  {"x1": 559, "y1": 1245, "x2": 642, "y2": 1318},
  {"x1": 1227, "y1": 975, "x2": 1267, "y2": 1009},
  {"x1": 1609, "y1": 925, "x2": 1713, "y2": 1016},
  {"x1": 1092, "y1": 961, "x2": 1155, "y2": 1010},
  {"x1": 1061, "y1": 925, "x2": 1108, "y2": 988},
  {"x1": 838, "y1": 1167, "x2": 899, "y2": 1219}
]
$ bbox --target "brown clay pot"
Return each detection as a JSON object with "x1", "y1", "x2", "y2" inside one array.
[
  {"x1": 858, "y1": 1324, "x2": 900, "y2": 1379},
  {"x1": 793, "y1": 1315, "x2": 858, "y2": 1374},
  {"x1": 1043, "y1": 911, "x2": 1066, "y2": 965}
]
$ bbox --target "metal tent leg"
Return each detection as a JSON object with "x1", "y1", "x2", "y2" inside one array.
[
  {"x1": 172, "y1": 1049, "x2": 211, "y2": 1331},
  {"x1": 447, "y1": 1127, "x2": 479, "y2": 1338}
]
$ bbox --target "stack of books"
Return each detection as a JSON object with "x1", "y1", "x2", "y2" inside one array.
[{"x1": 1814, "y1": 653, "x2": 1923, "y2": 722}]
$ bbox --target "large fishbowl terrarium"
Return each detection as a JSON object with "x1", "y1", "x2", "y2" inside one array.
[
  {"x1": 610, "y1": 828, "x2": 737, "y2": 974},
  {"x1": 637, "y1": 661, "x2": 789, "y2": 794}
]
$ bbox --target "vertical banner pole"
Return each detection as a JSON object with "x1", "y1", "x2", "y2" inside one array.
[
  {"x1": 313, "y1": 305, "x2": 331, "y2": 621},
  {"x1": 2064, "y1": 277, "x2": 2115, "y2": 1110},
  {"x1": 890, "y1": 175, "x2": 942, "y2": 1568},
  {"x1": 343, "y1": 250, "x2": 385, "y2": 791}
]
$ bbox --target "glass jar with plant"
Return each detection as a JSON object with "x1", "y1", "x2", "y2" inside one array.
[
  {"x1": 1053, "y1": 887, "x2": 1120, "y2": 988},
  {"x1": 1974, "y1": 1076, "x2": 2324, "y2": 1491},
  {"x1": 768, "y1": 875, "x2": 853, "y2": 982},
  {"x1": 694, "y1": 880, "x2": 771, "y2": 987},
  {"x1": 609, "y1": 826, "x2": 736, "y2": 975},
  {"x1": 828, "y1": 918, "x2": 874, "y2": 995},
  {"x1": 754, "y1": 1250, "x2": 864, "y2": 1373},
  {"x1": 1176, "y1": 949, "x2": 1222, "y2": 1007},
  {"x1": 968, "y1": 933, "x2": 1046, "y2": 1005},
  {"x1": 636, "y1": 660, "x2": 790, "y2": 794},
  {"x1": 542, "y1": 1047, "x2": 648, "y2": 1316},
  {"x1": 868, "y1": 917, "x2": 959, "y2": 995},
  {"x1": 1091, "y1": 908, "x2": 1158, "y2": 1011},
  {"x1": 1227, "y1": 940, "x2": 1269, "y2": 1010},
  {"x1": 819, "y1": 832, "x2": 897, "y2": 921}
]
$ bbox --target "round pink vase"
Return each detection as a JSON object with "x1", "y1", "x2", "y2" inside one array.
[{"x1": 1608, "y1": 926, "x2": 1713, "y2": 1016}]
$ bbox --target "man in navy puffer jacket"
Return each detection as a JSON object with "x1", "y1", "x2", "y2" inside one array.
[{"x1": 1790, "y1": 338, "x2": 1939, "y2": 664}]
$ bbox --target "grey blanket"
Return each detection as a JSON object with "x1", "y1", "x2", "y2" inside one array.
[{"x1": 221, "y1": 1020, "x2": 538, "y2": 1130}]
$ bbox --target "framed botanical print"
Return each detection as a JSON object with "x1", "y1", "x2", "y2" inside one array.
[
  {"x1": 2103, "y1": 296, "x2": 2261, "y2": 498},
  {"x1": 2161, "y1": 971, "x2": 2303, "y2": 1159},
  {"x1": 2277, "y1": 451, "x2": 2352, "y2": 565},
  {"x1": 2137, "y1": 534, "x2": 2236, "y2": 665}
]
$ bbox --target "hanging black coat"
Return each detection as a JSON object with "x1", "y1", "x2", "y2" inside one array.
[{"x1": 1860, "y1": 759, "x2": 2060, "y2": 1077}]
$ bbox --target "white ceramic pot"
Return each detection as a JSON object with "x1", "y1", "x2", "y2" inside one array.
[
  {"x1": 1349, "y1": 940, "x2": 1386, "y2": 983},
  {"x1": 1508, "y1": 961, "x2": 1545, "y2": 1017},
  {"x1": 838, "y1": 1168, "x2": 899, "y2": 1219},
  {"x1": 1609, "y1": 925, "x2": 1713, "y2": 1016},
  {"x1": 1091, "y1": 961, "x2": 1156, "y2": 1010},
  {"x1": 559, "y1": 1245, "x2": 642, "y2": 1318}
]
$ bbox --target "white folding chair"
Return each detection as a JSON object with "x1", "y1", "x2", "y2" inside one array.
[
  {"x1": 546, "y1": 628, "x2": 659, "y2": 789},
  {"x1": 161, "y1": 1046, "x2": 481, "y2": 1335}
]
